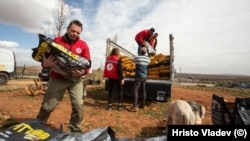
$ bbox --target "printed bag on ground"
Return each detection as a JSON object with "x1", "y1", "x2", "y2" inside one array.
[{"x1": 0, "y1": 119, "x2": 63, "y2": 141}]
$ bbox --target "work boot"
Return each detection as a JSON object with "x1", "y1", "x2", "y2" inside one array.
[
  {"x1": 130, "y1": 106, "x2": 138, "y2": 112},
  {"x1": 106, "y1": 104, "x2": 112, "y2": 111},
  {"x1": 117, "y1": 104, "x2": 124, "y2": 111},
  {"x1": 36, "y1": 107, "x2": 51, "y2": 123},
  {"x1": 139, "y1": 104, "x2": 145, "y2": 109}
]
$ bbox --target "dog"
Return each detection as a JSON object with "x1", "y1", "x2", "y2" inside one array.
[{"x1": 166, "y1": 100, "x2": 206, "y2": 125}]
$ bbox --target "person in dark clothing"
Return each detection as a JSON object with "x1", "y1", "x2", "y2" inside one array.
[
  {"x1": 135, "y1": 28, "x2": 155, "y2": 55},
  {"x1": 103, "y1": 48, "x2": 125, "y2": 110},
  {"x1": 131, "y1": 47, "x2": 150, "y2": 112}
]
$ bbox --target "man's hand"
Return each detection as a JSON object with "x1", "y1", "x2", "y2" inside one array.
[
  {"x1": 42, "y1": 55, "x2": 57, "y2": 68},
  {"x1": 72, "y1": 69, "x2": 85, "y2": 77},
  {"x1": 121, "y1": 79, "x2": 125, "y2": 85}
]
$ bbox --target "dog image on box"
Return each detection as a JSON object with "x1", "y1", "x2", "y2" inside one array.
[{"x1": 166, "y1": 99, "x2": 206, "y2": 125}]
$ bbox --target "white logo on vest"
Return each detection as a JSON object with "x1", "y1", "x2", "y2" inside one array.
[{"x1": 106, "y1": 63, "x2": 113, "y2": 71}]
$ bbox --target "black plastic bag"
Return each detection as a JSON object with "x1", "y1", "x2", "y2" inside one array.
[
  {"x1": 0, "y1": 119, "x2": 63, "y2": 141},
  {"x1": 31, "y1": 34, "x2": 91, "y2": 81},
  {"x1": 211, "y1": 94, "x2": 234, "y2": 125},
  {"x1": 211, "y1": 94, "x2": 250, "y2": 125},
  {"x1": 49, "y1": 126, "x2": 115, "y2": 141},
  {"x1": 234, "y1": 97, "x2": 250, "y2": 125},
  {"x1": 31, "y1": 34, "x2": 91, "y2": 70}
]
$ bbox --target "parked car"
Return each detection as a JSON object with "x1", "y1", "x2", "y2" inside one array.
[{"x1": 38, "y1": 68, "x2": 50, "y2": 81}]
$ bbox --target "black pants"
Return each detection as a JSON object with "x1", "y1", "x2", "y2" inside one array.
[{"x1": 107, "y1": 78, "x2": 123, "y2": 104}]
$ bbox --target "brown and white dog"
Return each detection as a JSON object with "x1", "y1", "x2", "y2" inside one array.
[{"x1": 166, "y1": 99, "x2": 206, "y2": 125}]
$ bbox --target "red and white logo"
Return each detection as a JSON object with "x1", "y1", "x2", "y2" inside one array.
[
  {"x1": 76, "y1": 48, "x2": 82, "y2": 54},
  {"x1": 106, "y1": 63, "x2": 113, "y2": 71}
]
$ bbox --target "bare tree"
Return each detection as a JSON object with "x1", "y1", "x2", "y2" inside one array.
[
  {"x1": 53, "y1": 0, "x2": 69, "y2": 37},
  {"x1": 43, "y1": 0, "x2": 69, "y2": 38}
]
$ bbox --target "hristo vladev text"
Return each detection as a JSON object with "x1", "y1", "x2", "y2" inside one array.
[{"x1": 171, "y1": 128, "x2": 231, "y2": 137}]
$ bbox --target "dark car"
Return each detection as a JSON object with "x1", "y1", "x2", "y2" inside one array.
[{"x1": 38, "y1": 68, "x2": 50, "y2": 81}]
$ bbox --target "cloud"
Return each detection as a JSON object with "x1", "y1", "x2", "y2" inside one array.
[
  {"x1": 0, "y1": 40, "x2": 19, "y2": 48},
  {"x1": 0, "y1": 0, "x2": 250, "y2": 75},
  {"x1": 0, "y1": 0, "x2": 57, "y2": 33}
]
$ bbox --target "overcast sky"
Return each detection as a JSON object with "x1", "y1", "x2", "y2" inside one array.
[{"x1": 0, "y1": 0, "x2": 249, "y2": 75}]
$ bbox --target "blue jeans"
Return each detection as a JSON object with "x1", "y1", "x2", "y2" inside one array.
[{"x1": 136, "y1": 41, "x2": 144, "y2": 56}]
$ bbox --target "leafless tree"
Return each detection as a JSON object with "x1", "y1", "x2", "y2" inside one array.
[
  {"x1": 53, "y1": 0, "x2": 69, "y2": 37},
  {"x1": 43, "y1": 0, "x2": 69, "y2": 38}
]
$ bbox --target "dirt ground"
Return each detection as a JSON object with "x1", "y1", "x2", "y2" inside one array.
[{"x1": 0, "y1": 80, "x2": 246, "y2": 138}]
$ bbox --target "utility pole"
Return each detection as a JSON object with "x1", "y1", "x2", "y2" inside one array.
[
  {"x1": 179, "y1": 67, "x2": 182, "y2": 83},
  {"x1": 179, "y1": 67, "x2": 182, "y2": 78}
]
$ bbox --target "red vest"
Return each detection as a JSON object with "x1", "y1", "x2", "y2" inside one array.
[{"x1": 103, "y1": 55, "x2": 120, "y2": 79}]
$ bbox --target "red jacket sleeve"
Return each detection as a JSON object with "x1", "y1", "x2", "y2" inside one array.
[
  {"x1": 80, "y1": 41, "x2": 91, "y2": 74},
  {"x1": 135, "y1": 30, "x2": 150, "y2": 46}
]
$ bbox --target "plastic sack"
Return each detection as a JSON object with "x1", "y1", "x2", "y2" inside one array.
[
  {"x1": 144, "y1": 41, "x2": 156, "y2": 56},
  {"x1": 234, "y1": 97, "x2": 250, "y2": 125},
  {"x1": 211, "y1": 94, "x2": 234, "y2": 125},
  {"x1": 0, "y1": 119, "x2": 63, "y2": 141},
  {"x1": 31, "y1": 34, "x2": 91, "y2": 81},
  {"x1": 211, "y1": 94, "x2": 250, "y2": 125},
  {"x1": 49, "y1": 126, "x2": 115, "y2": 141}
]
